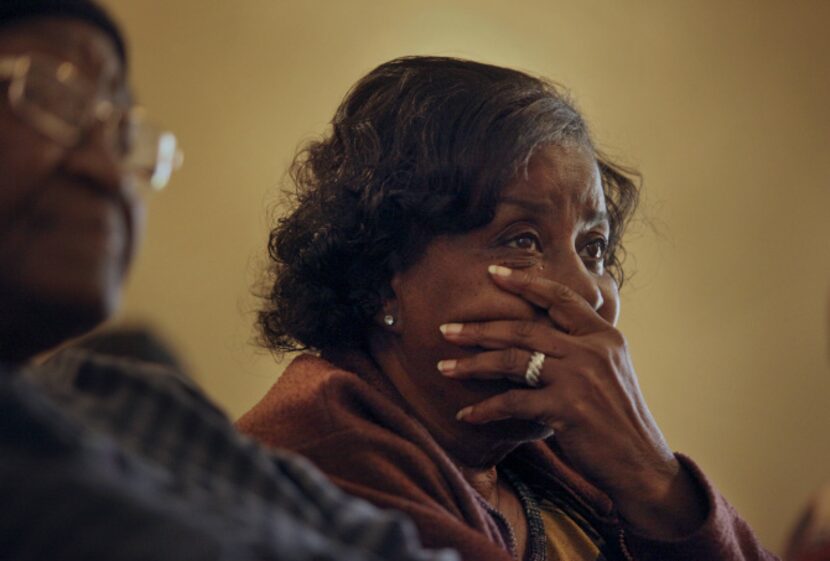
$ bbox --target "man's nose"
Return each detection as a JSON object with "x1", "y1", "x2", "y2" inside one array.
[{"x1": 61, "y1": 119, "x2": 127, "y2": 196}]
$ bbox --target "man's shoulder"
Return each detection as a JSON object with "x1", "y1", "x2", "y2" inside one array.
[
  {"x1": 0, "y1": 369, "x2": 82, "y2": 458},
  {"x1": 20, "y1": 348, "x2": 256, "y2": 482},
  {"x1": 25, "y1": 348, "x2": 228, "y2": 421},
  {"x1": 3, "y1": 353, "x2": 459, "y2": 561}
]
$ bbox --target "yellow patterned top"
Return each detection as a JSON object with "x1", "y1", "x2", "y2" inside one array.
[{"x1": 539, "y1": 497, "x2": 605, "y2": 560}]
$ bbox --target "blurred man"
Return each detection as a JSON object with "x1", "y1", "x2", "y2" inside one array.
[{"x1": 0, "y1": 2, "x2": 455, "y2": 560}]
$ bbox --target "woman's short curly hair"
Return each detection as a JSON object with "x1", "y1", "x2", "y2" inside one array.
[{"x1": 260, "y1": 56, "x2": 639, "y2": 354}]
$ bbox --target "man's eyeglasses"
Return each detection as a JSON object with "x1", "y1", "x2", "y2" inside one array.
[{"x1": 0, "y1": 53, "x2": 182, "y2": 191}]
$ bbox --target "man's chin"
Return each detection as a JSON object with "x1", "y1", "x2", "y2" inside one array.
[
  {"x1": 44, "y1": 286, "x2": 120, "y2": 336},
  {"x1": 0, "y1": 280, "x2": 121, "y2": 362}
]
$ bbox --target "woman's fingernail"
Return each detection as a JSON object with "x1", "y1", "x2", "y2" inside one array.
[
  {"x1": 456, "y1": 406, "x2": 473, "y2": 421},
  {"x1": 488, "y1": 265, "x2": 512, "y2": 277},
  {"x1": 440, "y1": 323, "x2": 463, "y2": 335},
  {"x1": 437, "y1": 359, "x2": 457, "y2": 373}
]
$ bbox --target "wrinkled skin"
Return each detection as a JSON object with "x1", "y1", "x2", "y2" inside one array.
[{"x1": 0, "y1": 18, "x2": 139, "y2": 363}]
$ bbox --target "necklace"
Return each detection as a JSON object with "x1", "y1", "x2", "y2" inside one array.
[
  {"x1": 500, "y1": 467, "x2": 547, "y2": 561},
  {"x1": 454, "y1": 461, "x2": 547, "y2": 560}
]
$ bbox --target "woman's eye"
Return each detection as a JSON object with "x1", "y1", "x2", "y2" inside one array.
[
  {"x1": 581, "y1": 238, "x2": 608, "y2": 261},
  {"x1": 506, "y1": 234, "x2": 541, "y2": 252}
]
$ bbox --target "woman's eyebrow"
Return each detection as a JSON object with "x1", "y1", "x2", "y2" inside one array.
[{"x1": 584, "y1": 209, "x2": 609, "y2": 228}]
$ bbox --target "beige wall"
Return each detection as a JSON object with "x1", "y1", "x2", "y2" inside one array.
[{"x1": 101, "y1": 0, "x2": 830, "y2": 554}]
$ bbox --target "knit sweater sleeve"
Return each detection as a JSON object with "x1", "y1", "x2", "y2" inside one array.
[{"x1": 620, "y1": 454, "x2": 780, "y2": 561}]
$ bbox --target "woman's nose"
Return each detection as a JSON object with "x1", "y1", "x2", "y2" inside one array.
[{"x1": 542, "y1": 253, "x2": 604, "y2": 311}]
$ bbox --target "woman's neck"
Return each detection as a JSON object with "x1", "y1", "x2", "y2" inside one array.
[{"x1": 457, "y1": 462, "x2": 500, "y2": 504}]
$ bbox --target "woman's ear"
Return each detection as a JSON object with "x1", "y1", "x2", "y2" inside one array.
[{"x1": 377, "y1": 278, "x2": 402, "y2": 332}]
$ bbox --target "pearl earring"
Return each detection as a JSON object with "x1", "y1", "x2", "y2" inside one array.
[{"x1": 383, "y1": 314, "x2": 395, "y2": 326}]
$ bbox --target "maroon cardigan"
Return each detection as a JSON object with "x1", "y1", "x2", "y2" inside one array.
[{"x1": 237, "y1": 352, "x2": 779, "y2": 561}]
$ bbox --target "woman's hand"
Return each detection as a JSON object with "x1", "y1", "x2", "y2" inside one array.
[{"x1": 437, "y1": 265, "x2": 708, "y2": 539}]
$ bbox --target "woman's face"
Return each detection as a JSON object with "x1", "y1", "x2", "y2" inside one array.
[
  {"x1": 0, "y1": 17, "x2": 139, "y2": 350},
  {"x1": 377, "y1": 143, "x2": 619, "y2": 462}
]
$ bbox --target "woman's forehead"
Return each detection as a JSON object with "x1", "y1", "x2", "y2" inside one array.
[
  {"x1": 0, "y1": 17, "x2": 126, "y2": 91},
  {"x1": 500, "y1": 144, "x2": 606, "y2": 213}
]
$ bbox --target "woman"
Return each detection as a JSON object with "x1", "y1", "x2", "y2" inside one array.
[{"x1": 239, "y1": 57, "x2": 777, "y2": 561}]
